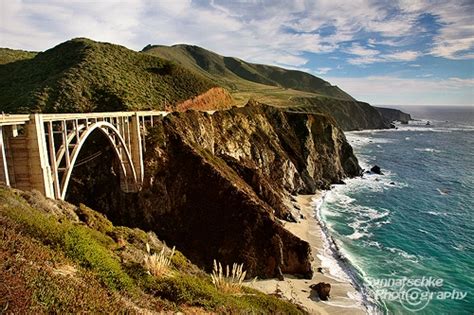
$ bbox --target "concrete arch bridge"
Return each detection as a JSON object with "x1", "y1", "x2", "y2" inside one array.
[{"x1": 0, "y1": 111, "x2": 167, "y2": 200}]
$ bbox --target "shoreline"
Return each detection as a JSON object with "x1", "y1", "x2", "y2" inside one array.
[{"x1": 246, "y1": 192, "x2": 366, "y2": 314}]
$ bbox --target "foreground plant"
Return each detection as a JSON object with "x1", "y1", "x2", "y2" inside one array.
[
  {"x1": 211, "y1": 259, "x2": 247, "y2": 294},
  {"x1": 144, "y1": 243, "x2": 175, "y2": 277}
]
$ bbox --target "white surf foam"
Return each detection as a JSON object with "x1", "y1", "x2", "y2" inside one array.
[
  {"x1": 414, "y1": 147, "x2": 442, "y2": 153},
  {"x1": 425, "y1": 210, "x2": 448, "y2": 217},
  {"x1": 313, "y1": 192, "x2": 383, "y2": 314}
]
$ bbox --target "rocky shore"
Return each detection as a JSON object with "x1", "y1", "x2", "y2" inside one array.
[{"x1": 246, "y1": 194, "x2": 366, "y2": 314}]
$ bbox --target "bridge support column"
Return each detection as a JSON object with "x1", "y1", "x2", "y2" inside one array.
[
  {"x1": 0, "y1": 126, "x2": 10, "y2": 186},
  {"x1": 25, "y1": 114, "x2": 54, "y2": 198},
  {"x1": 130, "y1": 113, "x2": 144, "y2": 186}
]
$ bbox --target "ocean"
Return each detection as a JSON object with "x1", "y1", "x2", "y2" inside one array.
[{"x1": 318, "y1": 106, "x2": 473, "y2": 314}]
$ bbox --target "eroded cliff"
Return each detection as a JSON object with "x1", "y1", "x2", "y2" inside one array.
[
  {"x1": 375, "y1": 106, "x2": 412, "y2": 124},
  {"x1": 66, "y1": 103, "x2": 361, "y2": 279}
]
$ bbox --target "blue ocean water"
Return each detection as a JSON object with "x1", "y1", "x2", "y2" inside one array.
[{"x1": 320, "y1": 106, "x2": 474, "y2": 314}]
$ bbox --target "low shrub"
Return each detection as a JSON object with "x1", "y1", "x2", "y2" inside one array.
[
  {"x1": 211, "y1": 260, "x2": 247, "y2": 294},
  {"x1": 144, "y1": 243, "x2": 175, "y2": 277}
]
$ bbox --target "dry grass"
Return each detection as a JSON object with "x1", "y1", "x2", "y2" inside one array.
[
  {"x1": 143, "y1": 243, "x2": 175, "y2": 277},
  {"x1": 210, "y1": 260, "x2": 247, "y2": 294}
]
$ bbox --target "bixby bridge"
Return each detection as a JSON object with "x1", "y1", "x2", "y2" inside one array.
[{"x1": 0, "y1": 111, "x2": 168, "y2": 200}]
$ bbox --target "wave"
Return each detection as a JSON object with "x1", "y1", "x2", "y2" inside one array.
[
  {"x1": 362, "y1": 240, "x2": 420, "y2": 262},
  {"x1": 347, "y1": 231, "x2": 370, "y2": 240},
  {"x1": 424, "y1": 210, "x2": 448, "y2": 217},
  {"x1": 414, "y1": 147, "x2": 442, "y2": 153},
  {"x1": 385, "y1": 246, "x2": 419, "y2": 262},
  {"x1": 314, "y1": 193, "x2": 383, "y2": 314}
]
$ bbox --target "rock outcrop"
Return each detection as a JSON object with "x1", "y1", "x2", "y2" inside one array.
[
  {"x1": 66, "y1": 103, "x2": 362, "y2": 279},
  {"x1": 375, "y1": 107, "x2": 412, "y2": 124},
  {"x1": 310, "y1": 282, "x2": 331, "y2": 301},
  {"x1": 370, "y1": 165, "x2": 383, "y2": 175},
  {"x1": 174, "y1": 87, "x2": 233, "y2": 112}
]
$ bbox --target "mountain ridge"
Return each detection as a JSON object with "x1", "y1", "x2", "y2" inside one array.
[
  {"x1": 142, "y1": 43, "x2": 354, "y2": 101},
  {"x1": 0, "y1": 38, "x2": 410, "y2": 131}
]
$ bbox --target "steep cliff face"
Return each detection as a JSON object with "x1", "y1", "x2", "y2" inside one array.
[
  {"x1": 375, "y1": 107, "x2": 412, "y2": 124},
  {"x1": 291, "y1": 97, "x2": 389, "y2": 130},
  {"x1": 66, "y1": 103, "x2": 361, "y2": 279}
]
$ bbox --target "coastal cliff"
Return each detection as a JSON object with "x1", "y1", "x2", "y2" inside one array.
[
  {"x1": 66, "y1": 103, "x2": 361, "y2": 279},
  {"x1": 375, "y1": 107, "x2": 413, "y2": 124},
  {"x1": 1, "y1": 38, "x2": 405, "y2": 301},
  {"x1": 0, "y1": 38, "x2": 394, "y2": 280},
  {"x1": 290, "y1": 97, "x2": 389, "y2": 130}
]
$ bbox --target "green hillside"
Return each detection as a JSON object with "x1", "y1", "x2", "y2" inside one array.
[
  {"x1": 0, "y1": 38, "x2": 389, "y2": 130},
  {"x1": 143, "y1": 44, "x2": 354, "y2": 105},
  {"x1": 0, "y1": 48, "x2": 37, "y2": 65},
  {"x1": 0, "y1": 186, "x2": 303, "y2": 313},
  {"x1": 142, "y1": 44, "x2": 390, "y2": 130},
  {"x1": 0, "y1": 38, "x2": 216, "y2": 113}
]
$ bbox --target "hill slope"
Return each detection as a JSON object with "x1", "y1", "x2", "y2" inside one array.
[
  {"x1": 0, "y1": 186, "x2": 304, "y2": 313},
  {"x1": 375, "y1": 106, "x2": 412, "y2": 124},
  {"x1": 143, "y1": 44, "x2": 354, "y2": 102},
  {"x1": 142, "y1": 44, "x2": 394, "y2": 130},
  {"x1": 0, "y1": 38, "x2": 406, "y2": 130},
  {"x1": 0, "y1": 38, "x2": 218, "y2": 113},
  {"x1": 0, "y1": 48, "x2": 37, "y2": 65}
]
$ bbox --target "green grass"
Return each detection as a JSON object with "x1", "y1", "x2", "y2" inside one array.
[
  {"x1": 143, "y1": 44, "x2": 354, "y2": 106},
  {"x1": 63, "y1": 227, "x2": 134, "y2": 291},
  {"x1": 0, "y1": 187, "x2": 306, "y2": 313},
  {"x1": 0, "y1": 188, "x2": 133, "y2": 292},
  {"x1": 0, "y1": 48, "x2": 37, "y2": 65},
  {"x1": 0, "y1": 38, "x2": 216, "y2": 113},
  {"x1": 145, "y1": 273, "x2": 303, "y2": 314}
]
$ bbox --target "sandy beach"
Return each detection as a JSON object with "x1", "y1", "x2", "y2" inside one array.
[{"x1": 246, "y1": 193, "x2": 366, "y2": 314}]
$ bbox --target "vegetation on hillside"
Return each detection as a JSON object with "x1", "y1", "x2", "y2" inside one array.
[
  {"x1": 0, "y1": 186, "x2": 305, "y2": 313},
  {"x1": 143, "y1": 44, "x2": 354, "y2": 105},
  {"x1": 0, "y1": 37, "x2": 390, "y2": 130},
  {"x1": 0, "y1": 48, "x2": 37, "y2": 65},
  {"x1": 0, "y1": 38, "x2": 216, "y2": 113}
]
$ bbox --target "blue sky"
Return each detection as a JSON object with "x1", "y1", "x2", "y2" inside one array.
[{"x1": 1, "y1": 0, "x2": 473, "y2": 106}]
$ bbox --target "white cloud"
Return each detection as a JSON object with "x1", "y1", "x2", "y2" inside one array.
[
  {"x1": 384, "y1": 50, "x2": 420, "y2": 61},
  {"x1": 346, "y1": 43, "x2": 379, "y2": 57},
  {"x1": 0, "y1": 0, "x2": 472, "y2": 69},
  {"x1": 398, "y1": 0, "x2": 474, "y2": 59},
  {"x1": 326, "y1": 75, "x2": 474, "y2": 105},
  {"x1": 345, "y1": 43, "x2": 420, "y2": 64},
  {"x1": 0, "y1": 0, "x2": 146, "y2": 50},
  {"x1": 315, "y1": 67, "x2": 332, "y2": 75}
]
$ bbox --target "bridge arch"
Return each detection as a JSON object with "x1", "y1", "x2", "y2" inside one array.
[{"x1": 59, "y1": 121, "x2": 138, "y2": 200}]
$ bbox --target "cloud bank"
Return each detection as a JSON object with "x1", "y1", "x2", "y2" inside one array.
[{"x1": 1, "y1": 0, "x2": 473, "y2": 66}]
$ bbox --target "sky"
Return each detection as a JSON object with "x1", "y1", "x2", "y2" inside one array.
[{"x1": 1, "y1": 0, "x2": 473, "y2": 106}]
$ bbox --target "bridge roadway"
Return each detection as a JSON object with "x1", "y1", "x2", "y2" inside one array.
[{"x1": 0, "y1": 111, "x2": 168, "y2": 200}]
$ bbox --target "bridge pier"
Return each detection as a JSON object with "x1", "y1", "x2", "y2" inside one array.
[
  {"x1": 25, "y1": 114, "x2": 55, "y2": 198},
  {"x1": 0, "y1": 126, "x2": 10, "y2": 186},
  {"x1": 130, "y1": 114, "x2": 144, "y2": 184}
]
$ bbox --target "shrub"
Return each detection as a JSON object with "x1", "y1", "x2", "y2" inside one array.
[
  {"x1": 63, "y1": 226, "x2": 134, "y2": 291},
  {"x1": 210, "y1": 260, "x2": 247, "y2": 294},
  {"x1": 146, "y1": 273, "x2": 222, "y2": 308},
  {"x1": 144, "y1": 243, "x2": 175, "y2": 277}
]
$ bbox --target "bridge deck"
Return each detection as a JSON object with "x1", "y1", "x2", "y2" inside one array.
[{"x1": 1, "y1": 111, "x2": 169, "y2": 126}]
